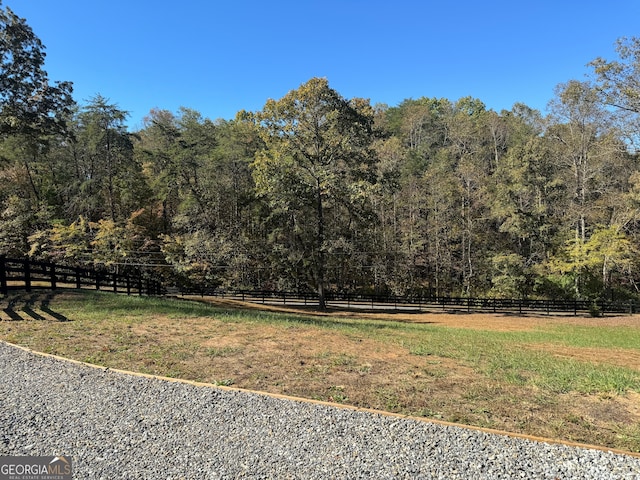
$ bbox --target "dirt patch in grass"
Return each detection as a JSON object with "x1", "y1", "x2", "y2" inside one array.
[{"x1": 1, "y1": 291, "x2": 640, "y2": 453}]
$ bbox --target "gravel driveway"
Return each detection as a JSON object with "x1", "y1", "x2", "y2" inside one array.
[{"x1": 1, "y1": 341, "x2": 639, "y2": 479}]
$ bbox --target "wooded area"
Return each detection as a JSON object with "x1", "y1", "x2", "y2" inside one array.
[{"x1": 2, "y1": 5, "x2": 640, "y2": 304}]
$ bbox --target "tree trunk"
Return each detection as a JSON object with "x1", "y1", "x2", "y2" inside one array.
[{"x1": 316, "y1": 178, "x2": 327, "y2": 310}]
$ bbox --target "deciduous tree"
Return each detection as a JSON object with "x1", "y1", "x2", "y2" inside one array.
[
  {"x1": 0, "y1": 2, "x2": 73, "y2": 138},
  {"x1": 253, "y1": 78, "x2": 378, "y2": 308}
]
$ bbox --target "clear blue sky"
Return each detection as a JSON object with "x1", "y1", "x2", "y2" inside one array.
[{"x1": 10, "y1": 0, "x2": 640, "y2": 130}]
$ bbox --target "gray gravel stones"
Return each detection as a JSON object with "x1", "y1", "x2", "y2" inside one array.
[{"x1": 1, "y1": 341, "x2": 640, "y2": 479}]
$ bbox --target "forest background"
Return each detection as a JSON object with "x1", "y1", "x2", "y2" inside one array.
[{"x1": 2, "y1": 4, "x2": 640, "y2": 306}]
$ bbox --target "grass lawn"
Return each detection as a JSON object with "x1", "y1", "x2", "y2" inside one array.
[{"x1": 1, "y1": 290, "x2": 640, "y2": 453}]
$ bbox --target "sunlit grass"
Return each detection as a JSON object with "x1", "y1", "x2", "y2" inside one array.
[
  {"x1": 46, "y1": 291, "x2": 640, "y2": 395},
  {"x1": 406, "y1": 327, "x2": 640, "y2": 394},
  {"x1": 3, "y1": 290, "x2": 640, "y2": 452}
]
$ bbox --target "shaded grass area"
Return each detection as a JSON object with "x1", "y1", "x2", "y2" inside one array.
[{"x1": 1, "y1": 290, "x2": 640, "y2": 453}]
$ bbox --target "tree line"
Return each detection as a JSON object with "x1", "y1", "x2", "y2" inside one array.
[{"x1": 2, "y1": 4, "x2": 640, "y2": 305}]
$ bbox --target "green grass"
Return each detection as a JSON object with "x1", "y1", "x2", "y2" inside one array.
[
  {"x1": 489, "y1": 326, "x2": 640, "y2": 350},
  {"x1": 54, "y1": 290, "x2": 410, "y2": 336},
  {"x1": 406, "y1": 327, "x2": 640, "y2": 394},
  {"x1": 485, "y1": 347, "x2": 640, "y2": 394},
  {"x1": 49, "y1": 291, "x2": 640, "y2": 396},
  {"x1": 57, "y1": 292, "x2": 232, "y2": 319},
  {"x1": 4, "y1": 290, "x2": 640, "y2": 452}
]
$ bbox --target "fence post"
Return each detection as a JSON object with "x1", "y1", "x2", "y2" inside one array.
[
  {"x1": 24, "y1": 259, "x2": 31, "y2": 292},
  {"x1": 95, "y1": 271, "x2": 100, "y2": 290},
  {"x1": 126, "y1": 276, "x2": 131, "y2": 295},
  {"x1": 0, "y1": 256, "x2": 6, "y2": 296},
  {"x1": 113, "y1": 273, "x2": 118, "y2": 293},
  {"x1": 75, "y1": 267, "x2": 81, "y2": 290},
  {"x1": 50, "y1": 263, "x2": 57, "y2": 290}
]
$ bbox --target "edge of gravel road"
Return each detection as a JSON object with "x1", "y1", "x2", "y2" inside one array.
[{"x1": 3, "y1": 338, "x2": 639, "y2": 460}]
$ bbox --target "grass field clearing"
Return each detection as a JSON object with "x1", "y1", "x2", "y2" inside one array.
[{"x1": 1, "y1": 290, "x2": 639, "y2": 453}]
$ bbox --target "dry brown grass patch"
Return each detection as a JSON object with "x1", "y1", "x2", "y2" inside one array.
[{"x1": 1, "y1": 291, "x2": 640, "y2": 453}]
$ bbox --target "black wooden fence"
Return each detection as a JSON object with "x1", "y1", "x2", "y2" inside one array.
[
  {"x1": 182, "y1": 288, "x2": 639, "y2": 316},
  {"x1": 0, "y1": 257, "x2": 163, "y2": 296},
  {"x1": 2, "y1": 256, "x2": 636, "y2": 315}
]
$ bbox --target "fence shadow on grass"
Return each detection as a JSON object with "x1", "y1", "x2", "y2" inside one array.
[
  {"x1": 40, "y1": 292, "x2": 69, "y2": 322},
  {"x1": 2, "y1": 307, "x2": 23, "y2": 321},
  {"x1": 0, "y1": 292, "x2": 69, "y2": 322}
]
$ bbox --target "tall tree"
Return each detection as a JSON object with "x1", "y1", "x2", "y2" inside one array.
[
  {"x1": 548, "y1": 81, "x2": 624, "y2": 242},
  {"x1": 68, "y1": 95, "x2": 146, "y2": 222},
  {"x1": 135, "y1": 108, "x2": 182, "y2": 233},
  {"x1": 590, "y1": 36, "x2": 640, "y2": 113},
  {"x1": 488, "y1": 109, "x2": 562, "y2": 298},
  {"x1": 0, "y1": 2, "x2": 73, "y2": 138},
  {"x1": 0, "y1": 2, "x2": 75, "y2": 257},
  {"x1": 138, "y1": 108, "x2": 264, "y2": 290},
  {"x1": 443, "y1": 97, "x2": 494, "y2": 295},
  {"x1": 546, "y1": 81, "x2": 631, "y2": 297},
  {"x1": 253, "y1": 78, "x2": 378, "y2": 309},
  {"x1": 590, "y1": 37, "x2": 640, "y2": 146}
]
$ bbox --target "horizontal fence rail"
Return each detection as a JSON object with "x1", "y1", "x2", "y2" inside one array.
[
  {"x1": 0, "y1": 257, "x2": 163, "y2": 296},
  {"x1": 2, "y1": 256, "x2": 635, "y2": 316},
  {"x1": 180, "y1": 288, "x2": 639, "y2": 316}
]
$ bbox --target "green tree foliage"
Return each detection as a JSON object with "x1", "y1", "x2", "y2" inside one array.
[
  {"x1": 589, "y1": 36, "x2": 640, "y2": 167},
  {"x1": 253, "y1": 78, "x2": 378, "y2": 308},
  {"x1": 1, "y1": 17, "x2": 640, "y2": 303},
  {"x1": 540, "y1": 81, "x2": 636, "y2": 297},
  {"x1": 548, "y1": 225, "x2": 636, "y2": 299},
  {"x1": 69, "y1": 95, "x2": 148, "y2": 222},
  {"x1": 0, "y1": 2, "x2": 73, "y2": 138},
  {"x1": 29, "y1": 211, "x2": 155, "y2": 273},
  {"x1": 137, "y1": 108, "x2": 263, "y2": 289},
  {"x1": 0, "y1": 3, "x2": 75, "y2": 257},
  {"x1": 488, "y1": 109, "x2": 562, "y2": 297},
  {"x1": 29, "y1": 216, "x2": 91, "y2": 264},
  {"x1": 590, "y1": 37, "x2": 640, "y2": 118}
]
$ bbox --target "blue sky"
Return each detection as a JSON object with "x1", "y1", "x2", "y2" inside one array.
[{"x1": 11, "y1": 0, "x2": 640, "y2": 130}]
